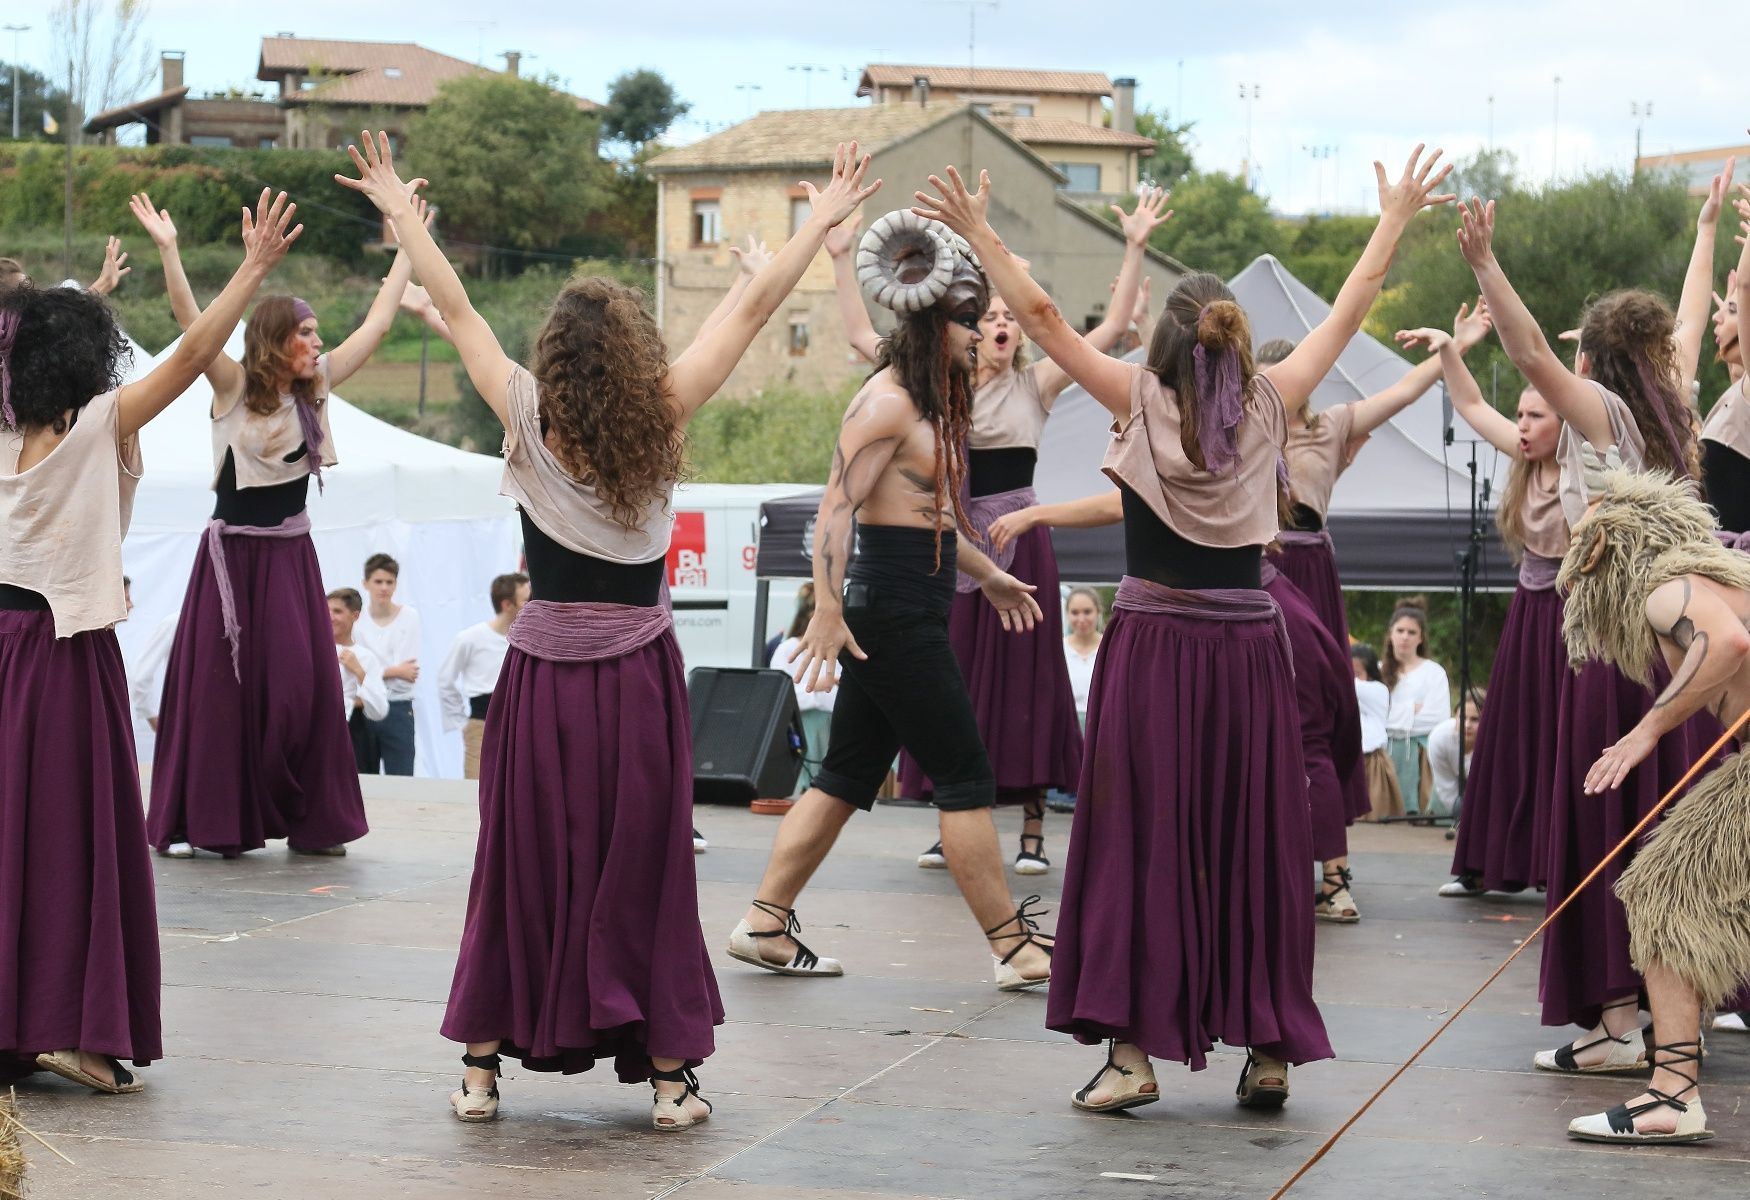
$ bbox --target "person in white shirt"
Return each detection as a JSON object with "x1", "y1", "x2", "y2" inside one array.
[
  {"x1": 130, "y1": 612, "x2": 180, "y2": 733},
  {"x1": 1351, "y1": 643, "x2": 1402, "y2": 820},
  {"x1": 438, "y1": 572, "x2": 529, "y2": 780},
  {"x1": 1381, "y1": 598, "x2": 1450, "y2": 816},
  {"x1": 1050, "y1": 587, "x2": 1103, "y2": 814},
  {"x1": 1427, "y1": 687, "x2": 1483, "y2": 821},
  {"x1": 329, "y1": 588, "x2": 389, "y2": 723},
  {"x1": 352, "y1": 552, "x2": 421, "y2": 775},
  {"x1": 770, "y1": 586, "x2": 836, "y2": 798}
]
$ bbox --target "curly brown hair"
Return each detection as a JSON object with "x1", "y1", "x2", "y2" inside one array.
[
  {"x1": 242, "y1": 296, "x2": 319, "y2": 416},
  {"x1": 531, "y1": 277, "x2": 684, "y2": 531},
  {"x1": 1578, "y1": 290, "x2": 1696, "y2": 480},
  {"x1": 874, "y1": 306, "x2": 976, "y2": 571}
]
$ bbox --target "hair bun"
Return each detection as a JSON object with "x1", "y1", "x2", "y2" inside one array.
[
  {"x1": 1393, "y1": 593, "x2": 1429, "y2": 613},
  {"x1": 1196, "y1": 299, "x2": 1248, "y2": 351}
]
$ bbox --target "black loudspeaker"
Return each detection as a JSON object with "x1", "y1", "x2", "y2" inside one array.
[{"x1": 687, "y1": 667, "x2": 804, "y2": 805}]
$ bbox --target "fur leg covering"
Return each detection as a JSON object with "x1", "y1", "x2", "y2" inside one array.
[{"x1": 1616, "y1": 750, "x2": 1750, "y2": 1007}]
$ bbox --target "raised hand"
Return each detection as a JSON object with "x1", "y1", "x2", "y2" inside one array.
[
  {"x1": 729, "y1": 234, "x2": 773, "y2": 278},
  {"x1": 911, "y1": 165, "x2": 990, "y2": 239},
  {"x1": 1452, "y1": 296, "x2": 1493, "y2": 349},
  {"x1": 1699, "y1": 157, "x2": 1737, "y2": 229},
  {"x1": 91, "y1": 236, "x2": 130, "y2": 295},
  {"x1": 1394, "y1": 326, "x2": 1452, "y2": 355},
  {"x1": 1455, "y1": 198, "x2": 1496, "y2": 269},
  {"x1": 1131, "y1": 274, "x2": 1153, "y2": 327},
  {"x1": 128, "y1": 192, "x2": 178, "y2": 247},
  {"x1": 1376, "y1": 143, "x2": 1456, "y2": 226},
  {"x1": 398, "y1": 281, "x2": 434, "y2": 317},
  {"x1": 335, "y1": 130, "x2": 425, "y2": 216},
  {"x1": 824, "y1": 211, "x2": 863, "y2": 259},
  {"x1": 1112, "y1": 184, "x2": 1172, "y2": 246},
  {"x1": 239, "y1": 187, "x2": 303, "y2": 273},
  {"x1": 803, "y1": 140, "x2": 881, "y2": 230}
]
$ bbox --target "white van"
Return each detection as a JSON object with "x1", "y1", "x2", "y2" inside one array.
[{"x1": 666, "y1": 482, "x2": 812, "y2": 672}]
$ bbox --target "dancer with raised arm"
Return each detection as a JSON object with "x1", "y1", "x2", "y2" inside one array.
[
  {"x1": 827, "y1": 190, "x2": 1168, "y2": 875},
  {"x1": 130, "y1": 188, "x2": 422, "y2": 859},
  {"x1": 1554, "y1": 452, "x2": 1750, "y2": 1144},
  {"x1": 1455, "y1": 194, "x2": 1721, "y2": 1074},
  {"x1": 728, "y1": 208, "x2": 1052, "y2": 991},
  {"x1": 1, "y1": 190, "x2": 299, "y2": 1093},
  {"x1": 1701, "y1": 169, "x2": 1750, "y2": 533},
  {"x1": 1397, "y1": 320, "x2": 1566, "y2": 898},
  {"x1": 339, "y1": 132, "x2": 879, "y2": 1126},
  {"x1": 918, "y1": 145, "x2": 1455, "y2": 1110}
]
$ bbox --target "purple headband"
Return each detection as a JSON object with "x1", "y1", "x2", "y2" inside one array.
[
  {"x1": 1190, "y1": 304, "x2": 1245, "y2": 476},
  {"x1": 0, "y1": 309, "x2": 17, "y2": 429},
  {"x1": 290, "y1": 297, "x2": 316, "y2": 324}
]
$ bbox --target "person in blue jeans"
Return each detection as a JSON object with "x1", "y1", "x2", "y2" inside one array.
[{"x1": 352, "y1": 552, "x2": 421, "y2": 775}]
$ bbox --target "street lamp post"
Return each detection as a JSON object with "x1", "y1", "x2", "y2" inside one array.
[
  {"x1": 1238, "y1": 83, "x2": 1260, "y2": 190},
  {"x1": 4, "y1": 23, "x2": 30, "y2": 142},
  {"x1": 734, "y1": 83, "x2": 762, "y2": 117},
  {"x1": 1631, "y1": 100, "x2": 1653, "y2": 176},
  {"x1": 1552, "y1": 75, "x2": 1562, "y2": 181}
]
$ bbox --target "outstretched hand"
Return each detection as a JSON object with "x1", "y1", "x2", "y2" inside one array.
[
  {"x1": 824, "y1": 211, "x2": 862, "y2": 259},
  {"x1": 334, "y1": 130, "x2": 427, "y2": 218},
  {"x1": 91, "y1": 236, "x2": 130, "y2": 295},
  {"x1": 1699, "y1": 157, "x2": 1737, "y2": 228},
  {"x1": 730, "y1": 234, "x2": 773, "y2": 278},
  {"x1": 980, "y1": 569, "x2": 1042, "y2": 632},
  {"x1": 804, "y1": 141, "x2": 881, "y2": 230},
  {"x1": 1456, "y1": 198, "x2": 1496, "y2": 268},
  {"x1": 1376, "y1": 143, "x2": 1456, "y2": 225},
  {"x1": 1112, "y1": 185, "x2": 1172, "y2": 246},
  {"x1": 128, "y1": 192, "x2": 178, "y2": 248},
  {"x1": 1453, "y1": 296, "x2": 1493, "y2": 349},
  {"x1": 1393, "y1": 326, "x2": 1452, "y2": 355},
  {"x1": 1585, "y1": 726, "x2": 1657, "y2": 795},
  {"x1": 912, "y1": 165, "x2": 991, "y2": 240},
  {"x1": 239, "y1": 187, "x2": 303, "y2": 273}
]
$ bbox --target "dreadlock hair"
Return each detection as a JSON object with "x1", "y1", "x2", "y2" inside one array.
[
  {"x1": 1578, "y1": 290, "x2": 1697, "y2": 480},
  {"x1": 873, "y1": 305, "x2": 977, "y2": 572}
]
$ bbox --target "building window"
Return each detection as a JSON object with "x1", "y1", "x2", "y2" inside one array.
[
  {"x1": 258, "y1": 136, "x2": 277, "y2": 148},
  {"x1": 190, "y1": 135, "x2": 233, "y2": 147},
  {"x1": 691, "y1": 199, "x2": 722, "y2": 246},
  {"x1": 1053, "y1": 162, "x2": 1102, "y2": 192},
  {"x1": 790, "y1": 196, "x2": 811, "y2": 237},
  {"x1": 788, "y1": 316, "x2": 809, "y2": 357},
  {"x1": 384, "y1": 67, "x2": 403, "y2": 79},
  {"x1": 972, "y1": 103, "x2": 992, "y2": 116},
  {"x1": 1012, "y1": 103, "x2": 1034, "y2": 117}
]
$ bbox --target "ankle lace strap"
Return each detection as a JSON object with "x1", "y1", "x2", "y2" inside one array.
[
  {"x1": 748, "y1": 899, "x2": 823, "y2": 971},
  {"x1": 1648, "y1": 1040, "x2": 1704, "y2": 1102},
  {"x1": 984, "y1": 894, "x2": 1049, "y2": 940},
  {"x1": 461, "y1": 1051, "x2": 501, "y2": 1072}
]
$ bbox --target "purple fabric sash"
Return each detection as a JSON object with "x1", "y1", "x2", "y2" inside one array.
[
  {"x1": 1113, "y1": 575, "x2": 1292, "y2": 668},
  {"x1": 1519, "y1": 551, "x2": 1561, "y2": 592},
  {"x1": 1275, "y1": 527, "x2": 1333, "y2": 552},
  {"x1": 206, "y1": 511, "x2": 313, "y2": 682},
  {"x1": 954, "y1": 485, "x2": 1038, "y2": 593},
  {"x1": 1715, "y1": 529, "x2": 1750, "y2": 553},
  {"x1": 507, "y1": 599, "x2": 672, "y2": 664}
]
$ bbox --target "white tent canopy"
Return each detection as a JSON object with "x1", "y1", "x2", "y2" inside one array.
[{"x1": 118, "y1": 324, "x2": 520, "y2": 777}]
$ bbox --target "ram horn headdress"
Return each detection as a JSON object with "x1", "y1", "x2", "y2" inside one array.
[{"x1": 856, "y1": 210, "x2": 984, "y2": 314}]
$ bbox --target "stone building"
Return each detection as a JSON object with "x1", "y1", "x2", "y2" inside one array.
[
  {"x1": 647, "y1": 104, "x2": 1183, "y2": 399},
  {"x1": 84, "y1": 52, "x2": 282, "y2": 147}
]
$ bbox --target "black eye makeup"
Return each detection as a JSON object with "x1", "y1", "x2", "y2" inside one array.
[{"x1": 949, "y1": 310, "x2": 981, "y2": 331}]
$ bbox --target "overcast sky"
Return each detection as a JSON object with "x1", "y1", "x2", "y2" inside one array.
[{"x1": 9, "y1": 1, "x2": 1745, "y2": 215}]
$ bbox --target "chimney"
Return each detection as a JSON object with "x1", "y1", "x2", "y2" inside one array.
[
  {"x1": 912, "y1": 75, "x2": 930, "y2": 107},
  {"x1": 162, "y1": 50, "x2": 185, "y2": 94},
  {"x1": 503, "y1": 51, "x2": 522, "y2": 78},
  {"x1": 1112, "y1": 77, "x2": 1137, "y2": 134}
]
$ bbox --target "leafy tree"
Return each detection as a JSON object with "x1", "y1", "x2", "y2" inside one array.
[
  {"x1": 407, "y1": 74, "x2": 607, "y2": 261},
  {"x1": 0, "y1": 62, "x2": 72, "y2": 141},
  {"x1": 1145, "y1": 170, "x2": 1285, "y2": 279},
  {"x1": 601, "y1": 69, "x2": 690, "y2": 151},
  {"x1": 1280, "y1": 214, "x2": 1376, "y2": 301},
  {"x1": 1131, "y1": 105, "x2": 1193, "y2": 189}
]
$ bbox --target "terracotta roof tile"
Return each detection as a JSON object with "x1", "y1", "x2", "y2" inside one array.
[
  {"x1": 999, "y1": 117, "x2": 1154, "y2": 150},
  {"x1": 648, "y1": 105, "x2": 954, "y2": 173},
  {"x1": 258, "y1": 37, "x2": 597, "y2": 110},
  {"x1": 858, "y1": 65, "x2": 1113, "y2": 97}
]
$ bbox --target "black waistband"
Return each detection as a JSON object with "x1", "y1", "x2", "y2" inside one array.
[
  {"x1": 1119, "y1": 484, "x2": 1262, "y2": 589},
  {"x1": 469, "y1": 692, "x2": 492, "y2": 720},
  {"x1": 520, "y1": 510, "x2": 664, "y2": 607},
  {"x1": 1703, "y1": 441, "x2": 1750, "y2": 535},
  {"x1": 967, "y1": 447, "x2": 1037, "y2": 497},
  {"x1": 212, "y1": 447, "x2": 311, "y2": 526},
  {"x1": 846, "y1": 524, "x2": 958, "y2": 613},
  {"x1": 1287, "y1": 502, "x2": 1325, "y2": 533},
  {"x1": 0, "y1": 584, "x2": 50, "y2": 611}
]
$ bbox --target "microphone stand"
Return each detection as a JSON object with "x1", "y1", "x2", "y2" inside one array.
[{"x1": 1441, "y1": 390, "x2": 1490, "y2": 833}]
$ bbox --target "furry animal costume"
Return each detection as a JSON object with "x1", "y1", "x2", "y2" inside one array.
[{"x1": 1558, "y1": 466, "x2": 1750, "y2": 1008}]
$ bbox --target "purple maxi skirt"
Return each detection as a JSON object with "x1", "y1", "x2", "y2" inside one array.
[
  {"x1": 1045, "y1": 579, "x2": 1333, "y2": 1069},
  {"x1": 1539, "y1": 657, "x2": 1721, "y2": 1030},
  {"x1": 147, "y1": 523, "x2": 367, "y2": 854},
  {"x1": 441, "y1": 601, "x2": 723, "y2": 1080},
  {"x1": 898, "y1": 514, "x2": 1083, "y2": 801},
  {"x1": 1264, "y1": 568, "x2": 1364, "y2": 864},
  {"x1": 1276, "y1": 531, "x2": 1351, "y2": 649},
  {"x1": 1450, "y1": 556, "x2": 1564, "y2": 892},
  {"x1": 0, "y1": 611, "x2": 161, "y2": 1067}
]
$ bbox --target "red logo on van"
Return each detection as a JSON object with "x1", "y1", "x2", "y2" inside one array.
[{"x1": 669, "y1": 511, "x2": 707, "y2": 588}]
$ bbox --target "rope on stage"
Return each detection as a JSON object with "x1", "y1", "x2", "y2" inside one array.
[{"x1": 1269, "y1": 703, "x2": 1750, "y2": 1199}]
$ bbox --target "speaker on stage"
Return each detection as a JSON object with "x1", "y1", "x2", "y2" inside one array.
[{"x1": 687, "y1": 667, "x2": 804, "y2": 805}]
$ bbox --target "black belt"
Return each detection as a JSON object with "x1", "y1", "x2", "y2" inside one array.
[
  {"x1": 0, "y1": 584, "x2": 50, "y2": 611},
  {"x1": 469, "y1": 693, "x2": 492, "y2": 720}
]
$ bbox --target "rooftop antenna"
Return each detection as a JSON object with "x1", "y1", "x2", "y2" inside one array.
[
  {"x1": 460, "y1": 20, "x2": 496, "y2": 65},
  {"x1": 931, "y1": 1, "x2": 999, "y2": 73}
]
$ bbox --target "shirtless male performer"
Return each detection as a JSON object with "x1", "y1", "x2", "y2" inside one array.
[
  {"x1": 1557, "y1": 448, "x2": 1750, "y2": 1145},
  {"x1": 728, "y1": 210, "x2": 1054, "y2": 990}
]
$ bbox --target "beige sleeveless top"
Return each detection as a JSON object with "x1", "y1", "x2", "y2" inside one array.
[
  {"x1": 1702, "y1": 378, "x2": 1750, "y2": 458},
  {"x1": 0, "y1": 391, "x2": 143, "y2": 637},
  {"x1": 209, "y1": 354, "x2": 338, "y2": 489},
  {"x1": 969, "y1": 364, "x2": 1051, "y2": 451},
  {"x1": 1555, "y1": 382, "x2": 1647, "y2": 528},
  {"x1": 500, "y1": 364, "x2": 675, "y2": 563},
  {"x1": 1518, "y1": 456, "x2": 1569, "y2": 560},
  {"x1": 1284, "y1": 401, "x2": 1359, "y2": 521},
  {"x1": 1102, "y1": 362, "x2": 1288, "y2": 548}
]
